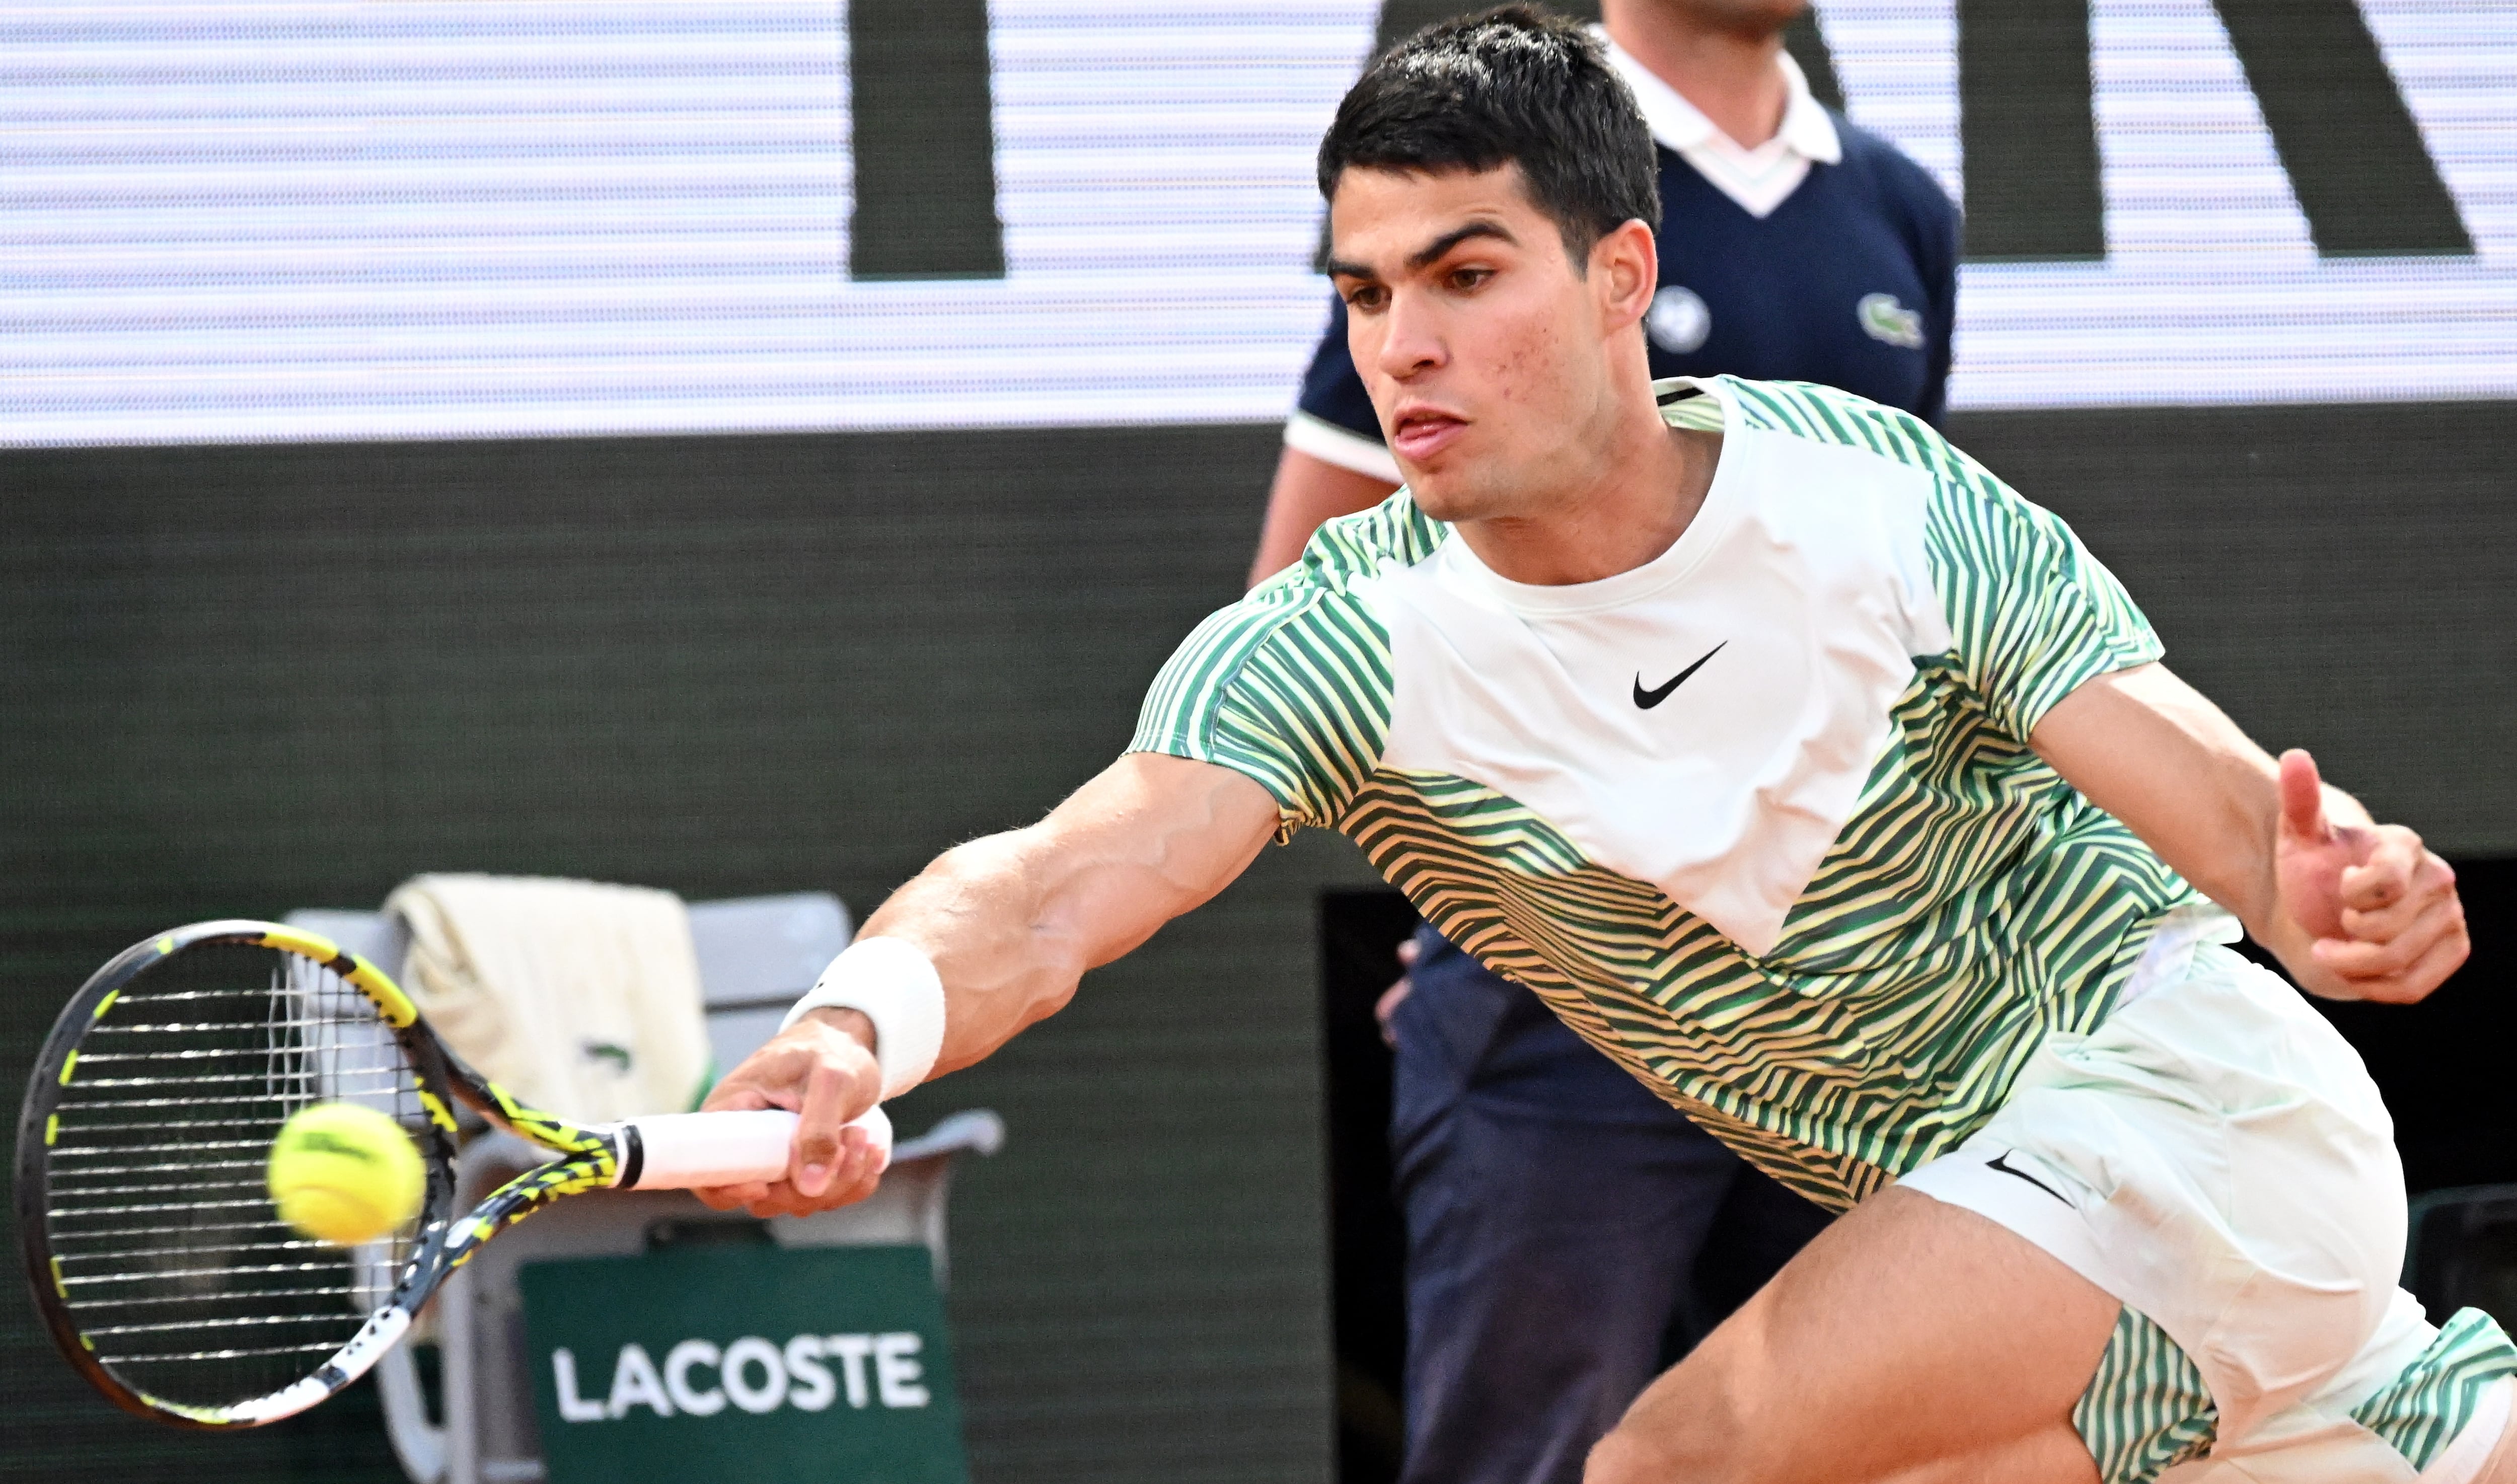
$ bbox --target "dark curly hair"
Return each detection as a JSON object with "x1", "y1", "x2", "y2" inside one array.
[{"x1": 1316, "y1": 5, "x2": 1661, "y2": 270}]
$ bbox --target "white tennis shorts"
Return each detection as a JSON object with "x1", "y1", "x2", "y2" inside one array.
[{"x1": 1901, "y1": 908, "x2": 2516, "y2": 1483}]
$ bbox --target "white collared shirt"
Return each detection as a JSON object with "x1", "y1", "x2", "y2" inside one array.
[{"x1": 1599, "y1": 31, "x2": 1842, "y2": 220}]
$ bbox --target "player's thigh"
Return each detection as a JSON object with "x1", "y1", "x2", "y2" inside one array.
[
  {"x1": 2479, "y1": 1406, "x2": 2517, "y2": 1484},
  {"x1": 1686, "y1": 1158, "x2": 1836, "y2": 1338},
  {"x1": 1589, "y1": 1186, "x2": 2117, "y2": 1484}
]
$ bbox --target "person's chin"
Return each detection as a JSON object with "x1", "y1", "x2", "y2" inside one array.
[
  {"x1": 1394, "y1": 443, "x2": 1463, "y2": 497},
  {"x1": 1402, "y1": 471, "x2": 1479, "y2": 524}
]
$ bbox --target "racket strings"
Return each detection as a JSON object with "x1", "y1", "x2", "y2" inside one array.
[{"x1": 43, "y1": 944, "x2": 431, "y2": 1407}]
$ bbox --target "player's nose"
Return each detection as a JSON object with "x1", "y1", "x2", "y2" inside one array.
[{"x1": 1374, "y1": 288, "x2": 1448, "y2": 380}]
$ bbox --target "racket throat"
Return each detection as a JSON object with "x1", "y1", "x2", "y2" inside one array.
[
  {"x1": 608, "y1": 1124, "x2": 645, "y2": 1192},
  {"x1": 229, "y1": 1305, "x2": 413, "y2": 1426}
]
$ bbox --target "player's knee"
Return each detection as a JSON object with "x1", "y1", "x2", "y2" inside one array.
[
  {"x1": 1586, "y1": 1412, "x2": 1753, "y2": 1484},
  {"x1": 1584, "y1": 1427, "x2": 1664, "y2": 1484}
]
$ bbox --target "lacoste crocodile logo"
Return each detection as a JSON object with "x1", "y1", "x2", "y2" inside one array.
[{"x1": 1859, "y1": 292, "x2": 1926, "y2": 350}]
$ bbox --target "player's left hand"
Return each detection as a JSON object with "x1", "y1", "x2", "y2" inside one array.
[{"x1": 2274, "y1": 749, "x2": 2467, "y2": 1004}]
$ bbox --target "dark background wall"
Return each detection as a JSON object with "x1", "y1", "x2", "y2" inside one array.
[{"x1": 4, "y1": 398, "x2": 2512, "y2": 1480}]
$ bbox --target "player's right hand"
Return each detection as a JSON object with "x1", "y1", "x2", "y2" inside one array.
[{"x1": 694, "y1": 1008, "x2": 887, "y2": 1217}]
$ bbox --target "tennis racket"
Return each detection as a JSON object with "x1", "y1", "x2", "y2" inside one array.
[{"x1": 14, "y1": 918, "x2": 887, "y2": 1429}]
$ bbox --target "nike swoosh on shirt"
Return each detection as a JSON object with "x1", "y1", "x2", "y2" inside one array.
[{"x1": 1633, "y1": 642, "x2": 1727, "y2": 710}]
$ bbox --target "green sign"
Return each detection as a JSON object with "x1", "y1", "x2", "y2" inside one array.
[{"x1": 520, "y1": 1242, "x2": 970, "y2": 1484}]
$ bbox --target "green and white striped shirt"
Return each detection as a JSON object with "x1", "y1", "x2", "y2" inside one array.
[{"x1": 1132, "y1": 376, "x2": 2200, "y2": 1210}]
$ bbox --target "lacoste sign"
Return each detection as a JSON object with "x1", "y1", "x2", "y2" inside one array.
[
  {"x1": 522, "y1": 1243, "x2": 970, "y2": 1484},
  {"x1": 550, "y1": 1331, "x2": 935, "y2": 1421}
]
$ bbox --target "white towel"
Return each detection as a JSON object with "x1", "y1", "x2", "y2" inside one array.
[{"x1": 383, "y1": 873, "x2": 711, "y2": 1124}]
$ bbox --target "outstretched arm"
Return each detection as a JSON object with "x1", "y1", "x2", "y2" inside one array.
[
  {"x1": 699, "y1": 752, "x2": 1282, "y2": 1214},
  {"x1": 2030, "y1": 661, "x2": 2467, "y2": 1005}
]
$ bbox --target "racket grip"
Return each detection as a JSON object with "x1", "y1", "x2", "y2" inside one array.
[{"x1": 618, "y1": 1105, "x2": 893, "y2": 1191}]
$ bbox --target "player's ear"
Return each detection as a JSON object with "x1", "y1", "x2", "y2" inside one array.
[{"x1": 1593, "y1": 218, "x2": 1659, "y2": 331}]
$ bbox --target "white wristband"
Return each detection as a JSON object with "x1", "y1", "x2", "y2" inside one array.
[{"x1": 780, "y1": 936, "x2": 945, "y2": 1101}]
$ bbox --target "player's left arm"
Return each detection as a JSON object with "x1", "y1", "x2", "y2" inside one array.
[{"x1": 2030, "y1": 661, "x2": 2467, "y2": 1004}]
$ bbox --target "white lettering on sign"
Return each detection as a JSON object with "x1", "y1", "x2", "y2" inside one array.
[
  {"x1": 663, "y1": 1339, "x2": 726, "y2": 1417},
  {"x1": 606, "y1": 1342, "x2": 674, "y2": 1419},
  {"x1": 721, "y1": 1336, "x2": 788, "y2": 1415},
  {"x1": 874, "y1": 1333, "x2": 930, "y2": 1408},
  {"x1": 784, "y1": 1335, "x2": 838, "y2": 1413},
  {"x1": 552, "y1": 1333, "x2": 933, "y2": 1423},
  {"x1": 827, "y1": 1333, "x2": 874, "y2": 1409},
  {"x1": 551, "y1": 1348, "x2": 608, "y2": 1424}
]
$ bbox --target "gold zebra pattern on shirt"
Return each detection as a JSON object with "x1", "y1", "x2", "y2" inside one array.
[{"x1": 1132, "y1": 376, "x2": 2201, "y2": 1211}]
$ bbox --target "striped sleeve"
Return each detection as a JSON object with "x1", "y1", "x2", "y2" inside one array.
[
  {"x1": 1715, "y1": 377, "x2": 2161, "y2": 740},
  {"x1": 1127, "y1": 582, "x2": 1393, "y2": 835},
  {"x1": 1926, "y1": 452, "x2": 2164, "y2": 740}
]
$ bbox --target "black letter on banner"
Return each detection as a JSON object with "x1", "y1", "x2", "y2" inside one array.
[
  {"x1": 1958, "y1": 0, "x2": 2105, "y2": 261},
  {"x1": 848, "y1": 0, "x2": 1005, "y2": 281},
  {"x1": 2211, "y1": 0, "x2": 2470, "y2": 257}
]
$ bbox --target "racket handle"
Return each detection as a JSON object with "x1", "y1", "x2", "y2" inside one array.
[{"x1": 618, "y1": 1105, "x2": 893, "y2": 1191}]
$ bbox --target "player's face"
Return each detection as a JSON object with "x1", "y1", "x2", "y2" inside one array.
[{"x1": 1325, "y1": 165, "x2": 1646, "y2": 523}]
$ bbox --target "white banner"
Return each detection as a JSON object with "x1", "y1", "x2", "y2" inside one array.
[{"x1": 3, "y1": 0, "x2": 2511, "y2": 446}]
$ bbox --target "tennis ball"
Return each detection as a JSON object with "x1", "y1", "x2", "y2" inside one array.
[{"x1": 267, "y1": 1102, "x2": 425, "y2": 1246}]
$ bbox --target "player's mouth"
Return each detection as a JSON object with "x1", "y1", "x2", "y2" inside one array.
[{"x1": 1390, "y1": 407, "x2": 1468, "y2": 462}]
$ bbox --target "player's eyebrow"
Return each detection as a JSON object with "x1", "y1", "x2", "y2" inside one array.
[
  {"x1": 1322, "y1": 219, "x2": 1520, "y2": 282},
  {"x1": 1405, "y1": 220, "x2": 1516, "y2": 272}
]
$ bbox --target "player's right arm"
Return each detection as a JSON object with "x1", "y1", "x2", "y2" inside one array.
[{"x1": 698, "y1": 752, "x2": 1281, "y2": 1215}]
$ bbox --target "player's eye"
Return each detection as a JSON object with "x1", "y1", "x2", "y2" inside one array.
[
  {"x1": 1446, "y1": 266, "x2": 1493, "y2": 292},
  {"x1": 1343, "y1": 283, "x2": 1388, "y2": 313}
]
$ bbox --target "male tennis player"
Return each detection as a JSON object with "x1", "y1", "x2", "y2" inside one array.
[
  {"x1": 1260, "y1": 8, "x2": 1958, "y2": 1477},
  {"x1": 704, "y1": 10, "x2": 2512, "y2": 1479}
]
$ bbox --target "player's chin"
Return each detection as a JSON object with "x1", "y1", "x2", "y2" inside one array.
[{"x1": 1403, "y1": 472, "x2": 1490, "y2": 525}]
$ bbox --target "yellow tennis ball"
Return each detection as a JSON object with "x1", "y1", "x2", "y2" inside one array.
[{"x1": 267, "y1": 1102, "x2": 425, "y2": 1245}]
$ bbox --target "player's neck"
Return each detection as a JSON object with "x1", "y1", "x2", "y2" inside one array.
[
  {"x1": 1602, "y1": 2, "x2": 1792, "y2": 149},
  {"x1": 1454, "y1": 403, "x2": 1719, "y2": 589}
]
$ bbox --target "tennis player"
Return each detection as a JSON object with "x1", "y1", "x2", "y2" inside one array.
[
  {"x1": 1261, "y1": 7, "x2": 1960, "y2": 1476},
  {"x1": 704, "y1": 10, "x2": 2512, "y2": 1479}
]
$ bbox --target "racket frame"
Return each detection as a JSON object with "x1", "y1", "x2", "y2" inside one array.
[{"x1": 16, "y1": 920, "x2": 639, "y2": 1428}]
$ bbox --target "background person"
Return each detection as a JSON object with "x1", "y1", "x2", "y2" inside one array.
[{"x1": 1255, "y1": 4, "x2": 1959, "y2": 1479}]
